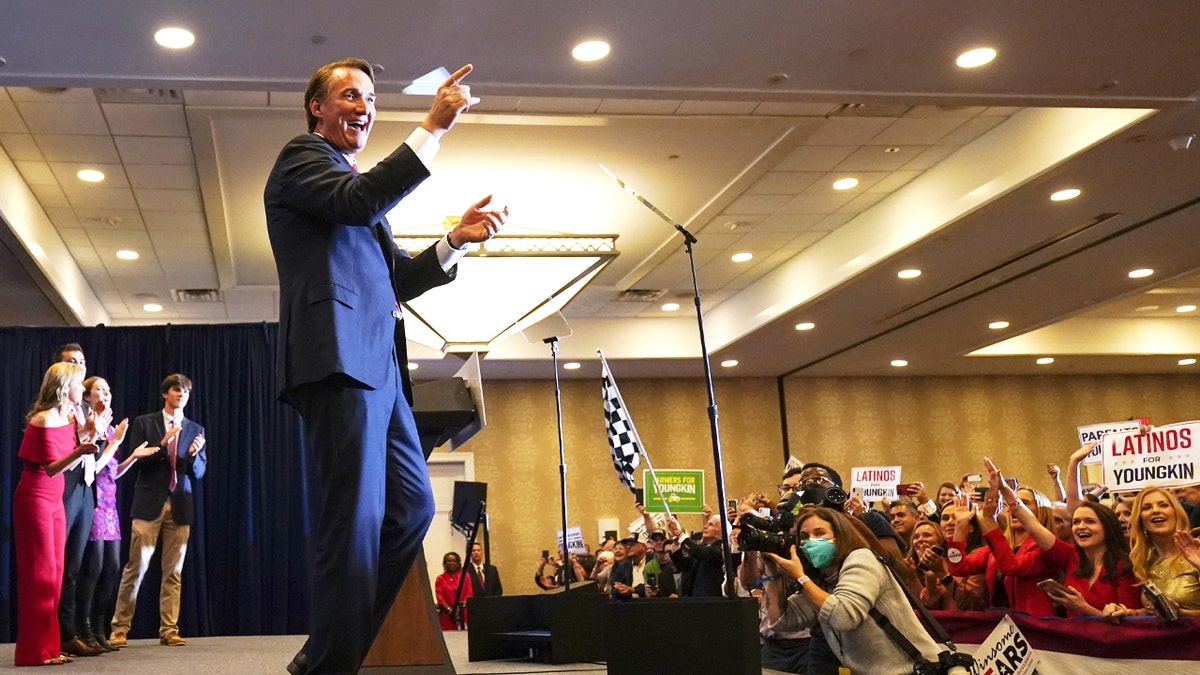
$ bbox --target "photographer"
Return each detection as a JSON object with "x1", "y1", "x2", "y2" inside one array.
[{"x1": 764, "y1": 508, "x2": 948, "y2": 675}]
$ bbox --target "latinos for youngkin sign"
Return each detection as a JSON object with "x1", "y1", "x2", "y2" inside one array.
[{"x1": 1101, "y1": 420, "x2": 1199, "y2": 492}]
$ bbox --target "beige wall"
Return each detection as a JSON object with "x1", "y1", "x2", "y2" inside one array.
[{"x1": 436, "y1": 373, "x2": 1198, "y2": 594}]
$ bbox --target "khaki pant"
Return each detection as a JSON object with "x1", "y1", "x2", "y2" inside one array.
[{"x1": 110, "y1": 500, "x2": 190, "y2": 638}]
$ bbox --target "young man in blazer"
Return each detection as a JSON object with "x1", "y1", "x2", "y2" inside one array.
[
  {"x1": 467, "y1": 542, "x2": 503, "y2": 597},
  {"x1": 109, "y1": 374, "x2": 207, "y2": 647},
  {"x1": 266, "y1": 58, "x2": 506, "y2": 675}
]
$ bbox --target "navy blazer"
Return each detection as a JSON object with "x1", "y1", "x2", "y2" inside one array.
[
  {"x1": 123, "y1": 412, "x2": 207, "y2": 525},
  {"x1": 264, "y1": 133, "x2": 455, "y2": 404}
]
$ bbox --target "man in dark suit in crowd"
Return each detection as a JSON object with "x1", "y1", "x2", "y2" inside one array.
[
  {"x1": 109, "y1": 374, "x2": 207, "y2": 648},
  {"x1": 467, "y1": 542, "x2": 503, "y2": 597},
  {"x1": 265, "y1": 58, "x2": 506, "y2": 675}
]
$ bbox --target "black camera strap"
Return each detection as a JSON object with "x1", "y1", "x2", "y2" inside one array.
[{"x1": 870, "y1": 554, "x2": 970, "y2": 668}]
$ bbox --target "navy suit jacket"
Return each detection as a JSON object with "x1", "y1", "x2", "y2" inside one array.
[
  {"x1": 264, "y1": 132, "x2": 454, "y2": 404},
  {"x1": 123, "y1": 412, "x2": 207, "y2": 525},
  {"x1": 467, "y1": 563, "x2": 503, "y2": 597}
]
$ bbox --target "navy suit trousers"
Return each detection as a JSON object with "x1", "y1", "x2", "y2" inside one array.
[{"x1": 289, "y1": 359, "x2": 435, "y2": 674}]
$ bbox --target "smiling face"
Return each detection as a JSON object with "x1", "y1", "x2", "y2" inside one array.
[
  {"x1": 1071, "y1": 505, "x2": 1106, "y2": 551},
  {"x1": 162, "y1": 385, "x2": 190, "y2": 414},
  {"x1": 85, "y1": 378, "x2": 111, "y2": 412},
  {"x1": 310, "y1": 66, "x2": 375, "y2": 155},
  {"x1": 889, "y1": 504, "x2": 919, "y2": 539},
  {"x1": 1011, "y1": 489, "x2": 1038, "y2": 532},
  {"x1": 1139, "y1": 489, "x2": 1178, "y2": 537},
  {"x1": 442, "y1": 553, "x2": 460, "y2": 573},
  {"x1": 936, "y1": 486, "x2": 958, "y2": 506},
  {"x1": 940, "y1": 506, "x2": 957, "y2": 539},
  {"x1": 66, "y1": 373, "x2": 85, "y2": 406},
  {"x1": 910, "y1": 522, "x2": 942, "y2": 555}
]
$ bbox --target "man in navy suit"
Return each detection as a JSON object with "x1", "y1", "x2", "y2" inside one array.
[
  {"x1": 109, "y1": 373, "x2": 207, "y2": 647},
  {"x1": 265, "y1": 58, "x2": 506, "y2": 675}
]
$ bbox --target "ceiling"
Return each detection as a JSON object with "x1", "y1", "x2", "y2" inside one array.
[{"x1": 2, "y1": 1, "x2": 1199, "y2": 381}]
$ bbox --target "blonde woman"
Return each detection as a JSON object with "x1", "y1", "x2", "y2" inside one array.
[
  {"x1": 13, "y1": 363, "x2": 107, "y2": 666},
  {"x1": 1104, "y1": 486, "x2": 1200, "y2": 620}
]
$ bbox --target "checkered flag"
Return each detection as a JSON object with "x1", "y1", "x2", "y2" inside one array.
[{"x1": 600, "y1": 352, "x2": 642, "y2": 492}]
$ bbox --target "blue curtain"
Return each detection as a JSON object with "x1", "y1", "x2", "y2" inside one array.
[{"x1": 0, "y1": 323, "x2": 311, "y2": 640}]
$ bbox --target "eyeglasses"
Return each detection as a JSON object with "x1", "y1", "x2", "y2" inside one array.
[{"x1": 777, "y1": 484, "x2": 799, "y2": 494}]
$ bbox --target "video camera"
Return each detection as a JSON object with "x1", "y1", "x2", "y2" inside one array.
[{"x1": 736, "y1": 480, "x2": 846, "y2": 558}]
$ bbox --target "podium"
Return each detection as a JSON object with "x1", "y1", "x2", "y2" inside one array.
[{"x1": 357, "y1": 377, "x2": 483, "y2": 673}]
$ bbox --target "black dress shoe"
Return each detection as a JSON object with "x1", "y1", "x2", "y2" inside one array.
[
  {"x1": 287, "y1": 651, "x2": 307, "y2": 675},
  {"x1": 61, "y1": 636, "x2": 105, "y2": 657}
]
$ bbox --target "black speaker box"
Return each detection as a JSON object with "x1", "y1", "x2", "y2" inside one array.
[{"x1": 450, "y1": 481, "x2": 487, "y2": 529}]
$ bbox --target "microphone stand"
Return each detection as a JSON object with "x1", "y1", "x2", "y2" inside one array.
[
  {"x1": 545, "y1": 336, "x2": 572, "y2": 590},
  {"x1": 451, "y1": 500, "x2": 487, "y2": 629},
  {"x1": 675, "y1": 226, "x2": 738, "y2": 598}
]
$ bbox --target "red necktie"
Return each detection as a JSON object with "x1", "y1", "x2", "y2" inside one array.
[
  {"x1": 349, "y1": 157, "x2": 359, "y2": 173},
  {"x1": 167, "y1": 420, "x2": 178, "y2": 491}
]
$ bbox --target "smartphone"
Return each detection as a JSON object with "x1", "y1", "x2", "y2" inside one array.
[
  {"x1": 634, "y1": 487, "x2": 645, "y2": 505},
  {"x1": 973, "y1": 486, "x2": 989, "y2": 500},
  {"x1": 541, "y1": 549, "x2": 549, "y2": 560},
  {"x1": 727, "y1": 499, "x2": 738, "y2": 511},
  {"x1": 965, "y1": 474, "x2": 983, "y2": 483},
  {"x1": 851, "y1": 487, "x2": 863, "y2": 501},
  {"x1": 930, "y1": 545, "x2": 945, "y2": 557},
  {"x1": 897, "y1": 483, "x2": 915, "y2": 495},
  {"x1": 645, "y1": 572, "x2": 658, "y2": 590},
  {"x1": 1036, "y1": 578, "x2": 1068, "y2": 596}
]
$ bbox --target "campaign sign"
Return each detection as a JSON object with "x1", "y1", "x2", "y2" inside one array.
[
  {"x1": 971, "y1": 614, "x2": 1037, "y2": 675},
  {"x1": 555, "y1": 525, "x2": 587, "y2": 555},
  {"x1": 850, "y1": 466, "x2": 901, "y2": 502},
  {"x1": 1077, "y1": 418, "x2": 1148, "y2": 465},
  {"x1": 643, "y1": 469, "x2": 705, "y2": 513},
  {"x1": 1102, "y1": 420, "x2": 1199, "y2": 492}
]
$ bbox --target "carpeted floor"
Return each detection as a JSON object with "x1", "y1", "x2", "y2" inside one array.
[{"x1": 0, "y1": 631, "x2": 785, "y2": 673}]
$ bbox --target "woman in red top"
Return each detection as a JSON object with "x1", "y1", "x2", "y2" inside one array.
[
  {"x1": 434, "y1": 551, "x2": 472, "y2": 630},
  {"x1": 13, "y1": 363, "x2": 107, "y2": 666},
  {"x1": 989, "y1": 458, "x2": 1138, "y2": 615}
]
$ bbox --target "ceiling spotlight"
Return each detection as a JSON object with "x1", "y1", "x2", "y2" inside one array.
[
  {"x1": 661, "y1": 302, "x2": 680, "y2": 312},
  {"x1": 407, "y1": 362, "x2": 419, "y2": 370},
  {"x1": 1128, "y1": 268, "x2": 1154, "y2": 279},
  {"x1": 1180, "y1": 358, "x2": 1197, "y2": 366},
  {"x1": 956, "y1": 47, "x2": 997, "y2": 69},
  {"x1": 564, "y1": 362, "x2": 581, "y2": 370},
  {"x1": 115, "y1": 249, "x2": 139, "y2": 260},
  {"x1": 1050, "y1": 188, "x2": 1081, "y2": 202},
  {"x1": 890, "y1": 359, "x2": 908, "y2": 368},
  {"x1": 832, "y1": 177, "x2": 859, "y2": 191},
  {"x1": 720, "y1": 359, "x2": 739, "y2": 368},
  {"x1": 1036, "y1": 357, "x2": 1055, "y2": 365},
  {"x1": 1134, "y1": 305, "x2": 1160, "y2": 313},
  {"x1": 76, "y1": 169, "x2": 105, "y2": 183},
  {"x1": 154, "y1": 27, "x2": 195, "y2": 49},
  {"x1": 795, "y1": 322, "x2": 816, "y2": 331},
  {"x1": 1177, "y1": 304, "x2": 1197, "y2": 313},
  {"x1": 897, "y1": 269, "x2": 922, "y2": 280},
  {"x1": 731, "y1": 252, "x2": 753, "y2": 263},
  {"x1": 988, "y1": 321, "x2": 1010, "y2": 330},
  {"x1": 142, "y1": 302, "x2": 163, "y2": 312},
  {"x1": 572, "y1": 40, "x2": 610, "y2": 62}
]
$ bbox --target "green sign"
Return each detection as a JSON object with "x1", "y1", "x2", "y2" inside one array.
[{"x1": 643, "y1": 469, "x2": 705, "y2": 513}]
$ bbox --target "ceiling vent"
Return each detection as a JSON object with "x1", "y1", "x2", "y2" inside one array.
[
  {"x1": 172, "y1": 288, "x2": 222, "y2": 303},
  {"x1": 830, "y1": 102, "x2": 913, "y2": 117},
  {"x1": 95, "y1": 88, "x2": 185, "y2": 104},
  {"x1": 617, "y1": 288, "x2": 667, "y2": 302}
]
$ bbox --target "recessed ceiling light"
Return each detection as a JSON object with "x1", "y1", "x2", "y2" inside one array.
[
  {"x1": 956, "y1": 47, "x2": 997, "y2": 69},
  {"x1": 795, "y1": 322, "x2": 816, "y2": 331},
  {"x1": 1177, "y1": 304, "x2": 1197, "y2": 313},
  {"x1": 1128, "y1": 268, "x2": 1154, "y2": 279},
  {"x1": 1180, "y1": 358, "x2": 1197, "y2": 366},
  {"x1": 154, "y1": 27, "x2": 195, "y2": 50},
  {"x1": 76, "y1": 169, "x2": 105, "y2": 183},
  {"x1": 1050, "y1": 188, "x2": 1081, "y2": 202},
  {"x1": 1134, "y1": 305, "x2": 1160, "y2": 312},
  {"x1": 897, "y1": 269, "x2": 922, "y2": 280},
  {"x1": 890, "y1": 359, "x2": 908, "y2": 368},
  {"x1": 661, "y1": 302, "x2": 680, "y2": 312},
  {"x1": 988, "y1": 320, "x2": 1010, "y2": 330},
  {"x1": 1036, "y1": 357, "x2": 1055, "y2": 365},
  {"x1": 142, "y1": 303, "x2": 163, "y2": 312},
  {"x1": 720, "y1": 359, "x2": 739, "y2": 368},
  {"x1": 564, "y1": 362, "x2": 581, "y2": 370},
  {"x1": 572, "y1": 40, "x2": 610, "y2": 62},
  {"x1": 832, "y1": 177, "x2": 859, "y2": 191},
  {"x1": 115, "y1": 249, "x2": 139, "y2": 260},
  {"x1": 731, "y1": 252, "x2": 753, "y2": 263}
]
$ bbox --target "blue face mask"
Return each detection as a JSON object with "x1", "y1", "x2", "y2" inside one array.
[{"x1": 801, "y1": 537, "x2": 836, "y2": 569}]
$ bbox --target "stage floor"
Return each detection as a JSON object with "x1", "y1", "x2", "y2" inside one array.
[{"x1": 0, "y1": 631, "x2": 789, "y2": 673}]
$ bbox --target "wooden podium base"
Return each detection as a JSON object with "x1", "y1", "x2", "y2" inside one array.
[{"x1": 360, "y1": 551, "x2": 455, "y2": 674}]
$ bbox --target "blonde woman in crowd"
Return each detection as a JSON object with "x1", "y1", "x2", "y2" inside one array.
[{"x1": 1104, "y1": 486, "x2": 1200, "y2": 620}]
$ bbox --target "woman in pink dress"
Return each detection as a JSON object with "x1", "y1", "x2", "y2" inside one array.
[
  {"x1": 434, "y1": 551, "x2": 472, "y2": 630},
  {"x1": 13, "y1": 363, "x2": 106, "y2": 666}
]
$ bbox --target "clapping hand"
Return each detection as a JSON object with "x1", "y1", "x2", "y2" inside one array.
[
  {"x1": 160, "y1": 425, "x2": 181, "y2": 448},
  {"x1": 1175, "y1": 530, "x2": 1200, "y2": 572},
  {"x1": 188, "y1": 434, "x2": 206, "y2": 456}
]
